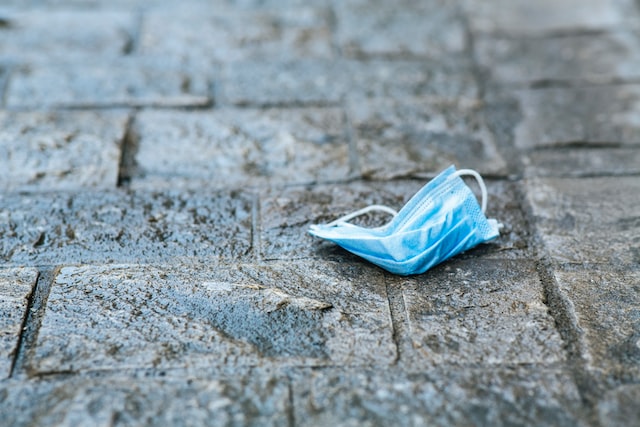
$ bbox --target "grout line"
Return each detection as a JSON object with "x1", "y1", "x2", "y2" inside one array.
[
  {"x1": 10, "y1": 266, "x2": 59, "y2": 379},
  {"x1": 384, "y1": 274, "x2": 412, "y2": 366}
]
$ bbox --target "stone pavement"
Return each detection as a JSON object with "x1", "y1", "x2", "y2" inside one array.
[{"x1": 0, "y1": 0, "x2": 639, "y2": 425}]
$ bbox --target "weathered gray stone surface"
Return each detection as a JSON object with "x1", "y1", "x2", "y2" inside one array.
[
  {"x1": 5, "y1": 60, "x2": 210, "y2": 108},
  {"x1": 0, "y1": 10, "x2": 134, "y2": 63},
  {"x1": 334, "y1": 0, "x2": 466, "y2": 58},
  {"x1": 0, "y1": 268, "x2": 36, "y2": 379},
  {"x1": 0, "y1": 111, "x2": 128, "y2": 192},
  {"x1": 130, "y1": 108, "x2": 350, "y2": 189},
  {"x1": 598, "y1": 384, "x2": 640, "y2": 427},
  {"x1": 29, "y1": 262, "x2": 394, "y2": 373},
  {"x1": 0, "y1": 372, "x2": 290, "y2": 427},
  {"x1": 395, "y1": 259, "x2": 564, "y2": 367},
  {"x1": 290, "y1": 367, "x2": 584, "y2": 427},
  {"x1": 514, "y1": 85, "x2": 640, "y2": 150},
  {"x1": 465, "y1": 0, "x2": 640, "y2": 36},
  {"x1": 476, "y1": 31, "x2": 640, "y2": 86},
  {"x1": 524, "y1": 148, "x2": 640, "y2": 178},
  {"x1": 525, "y1": 176, "x2": 640, "y2": 265},
  {"x1": 0, "y1": 190, "x2": 253, "y2": 265},
  {"x1": 553, "y1": 268, "x2": 640, "y2": 380},
  {"x1": 348, "y1": 98, "x2": 506, "y2": 179}
]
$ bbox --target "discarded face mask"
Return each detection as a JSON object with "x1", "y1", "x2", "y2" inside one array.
[{"x1": 308, "y1": 166, "x2": 502, "y2": 276}]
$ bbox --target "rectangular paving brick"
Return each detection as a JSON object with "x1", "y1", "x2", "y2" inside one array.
[
  {"x1": 553, "y1": 267, "x2": 640, "y2": 383},
  {"x1": 524, "y1": 147, "x2": 640, "y2": 178},
  {"x1": 0, "y1": 10, "x2": 134, "y2": 63},
  {"x1": 514, "y1": 85, "x2": 640, "y2": 150},
  {"x1": 334, "y1": 0, "x2": 466, "y2": 58},
  {"x1": 0, "y1": 190, "x2": 253, "y2": 265},
  {"x1": 0, "y1": 111, "x2": 128, "y2": 192},
  {"x1": 6, "y1": 59, "x2": 210, "y2": 109},
  {"x1": 396, "y1": 259, "x2": 565, "y2": 366},
  {"x1": 525, "y1": 176, "x2": 640, "y2": 265},
  {"x1": 139, "y1": 6, "x2": 333, "y2": 64},
  {"x1": 0, "y1": 371, "x2": 290, "y2": 426},
  {"x1": 476, "y1": 31, "x2": 640, "y2": 86},
  {"x1": 129, "y1": 108, "x2": 350, "y2": 190},
  {"x1": 261, "y1": 179, "x2": 530, "y2": 262},
  {"x1": 465, "y1": 0, "x2": 640, "y2": 36},
  {"x1": 290, "y1": 366, "x2": 584, "y2": 426},
  {"x1": 0, "y1": 268, "x2": 37, "y2": 379},
  {"x1": 29, "y1": 262, "x2": 395, "y2": 373},
  {"x1": 348, "y1": 98, "x2": 506, "y2": 179}
]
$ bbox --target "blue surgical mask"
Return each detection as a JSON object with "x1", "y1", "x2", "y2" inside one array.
[{"x1": 309, "y1": 166, "x2": 502, "y2": 275}]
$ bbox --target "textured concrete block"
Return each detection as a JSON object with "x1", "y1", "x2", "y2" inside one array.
[
  {"x1": 139, "y1": 6, "x2": 332, "y2": 63},
  {"x1": 261, "y1": 179, "x2": 529, "y2": 262},
  {"x1": 0, "y1": 190, "x2": 253, "y2": 265},
  {"x1": 0, "y1": 372, "x2": 290, "y2": 427},
  {"x1": 525, "y1": 177, "x2": 640, "y2": 265},
  {"x1": 6, "y1": 60, "x2": 210, "y2": 108},
  {"x1": 334, "y1": 0, "x2": 466, "y2": 58},
  {"x1": 0, "y1": 111, "x2": 128, "y2": 192},
  {"x1": 524, "y1": 148, "x2": 640, "y2": 178},
  {"x1": 290, "y1": 367, "x2": 584, "y2": 427},
  {"x1": 130, "y1": 108, "x2": 350, "y2": 189},
  {"x1": 348, "y1": 98, "x2": 506, "y2": 179},
  {"x1": 553, "y1": 268, "x2": 640, "y2": 380},
  {"x1": 465, "y1": 0, "x2": 640, "y2": 36},
  {"x1": 29, "y1": 262, "x2": 394, "y2": 373},
  {"x1": 514, "y1": 85, "x2": 640, "y2": 149},
  {"x1": 0, "y1": 10, "x2": 134, "y2": 62},
  {"x1": 476, "y1": 31, "x2": 640, "y2": 86},
  {"x1": 397, "y1": 259, "x2": 564, "y2": 366},
  {"x1": 0, "y1": 268, "x2": 37, "y2": 379}
]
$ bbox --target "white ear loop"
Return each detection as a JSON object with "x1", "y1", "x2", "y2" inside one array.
[
  {"x1": 325, "y1": 205, "x2": 398, "y2": 227},
  {"x1": 451, "y1": 169, "x2": 487, "y2": 213}
]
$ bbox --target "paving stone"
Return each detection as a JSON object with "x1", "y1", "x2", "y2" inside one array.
[
  {"x1": 553, "y1": 267, "x2": 640, "y2": 381},
  {"x1": 476, "y1": 31, "x2": 640, "y2": 86},
  {"x1": 261, "y1": 179, "x2": 529, "y2": 262},
  {"x1": 514, "y1": 85, "x2": 640, "y2": 150},
  {"x1": 464, "y1": 0, "x2": 640, "y2": 36},
  {"x1": 348, "y1": 98, "x2": 506, "y2": 179},
  {"x1": 0, "y1": 268, "x2": 37, "y2": 379},
  {"x1": 290, "y1": 367, "x2": 584, "y2": 427},
  {"x1": 29, "y1": 262, "x2": 395, "y2": 373},
  {"x1": 220, "y1": 58, "x2": 479, "y2": 106},
  {"x1": 524, "y1": 147, "x2": 640, "y2": 178},
  {"x1": 0, "y1": 111, "x2": 128, "y2": 192},
  {"x1": 597, "y1": 383, "x2": 640, "y2": 427},
  {"x1": 5, "y1": 59, "x2": 210, "y2": 108},
  {"x1": 0, "y1": 190, "x2": 253, "y2": 265},
  {"x1": 395, "y1": 259, "x2": 564, "y2": 367},
  {"x1": 525, "y1": 176, "x2": 640, "y2": 265},
  {"x1": 334, "y1": 0, "x2": 466, "y2": 59},
  {"x1": 0, "y1": 10, "x2": 134, "y2": 63},
  {"x1": 0, "y1": 372, "x2": 290, "y2": 426},
  {"x1": 129, "y1": 108, "x2": 350, "y2": 190},
  {"x1": 139, "y1": 6, "x2": 333, "y2": 64}
]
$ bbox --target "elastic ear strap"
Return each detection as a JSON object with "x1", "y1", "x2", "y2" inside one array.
[
  {"x1": 326, "y1": 205, "x2": 398, "y2": 227},
  {"x1": 451, "y1": 169, "x2": 487, "y2": 213}
]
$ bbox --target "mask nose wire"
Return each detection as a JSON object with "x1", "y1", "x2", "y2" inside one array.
[
  {"x1": 325, "y1": 205, "x2": 398, "y2": 227},
  {"x1": 451, "y1": 169, "x2": 487, "y2": 214}
]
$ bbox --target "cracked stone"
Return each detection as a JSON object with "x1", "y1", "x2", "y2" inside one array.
[
  {"x1": 0, "y1": 268, "x2": 37, "y2": 379},
  {"x1": 334, "y1": 0, "x2": 466, "y2": 58},
  {"x1": 0, "y1": 372, "x2": 289, "y2": 426},
  {"x1": 514, "y1": 85, "x2": 640, "y2": 150},
  {"x1": 348, "y1": 98, "x2": 506, "y2": 179},
  {"x1": 476, "y1": 31, "x2": 640, "y2": 86},
  {"x1": 397, "y1": 259, "x2": 564, "y2": 366},
  {"x1": 525, "y1": 176, "x2": 640, "y2": 265},
  {"x1": 130, "y1": 108, "x2": 350, "y2": 190},
  {"x1": 0, "y1": 111, "x2": 128, "y2": 192},
  {"x1": 6, "y1": 59, "x2": 210, "y2": 108},
  {"x1": 28, "y1": 262, "x2": 394, "y2": 373},
  {"x1": 0, "y1": 190, "x2": 253, "y2": 265}
]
